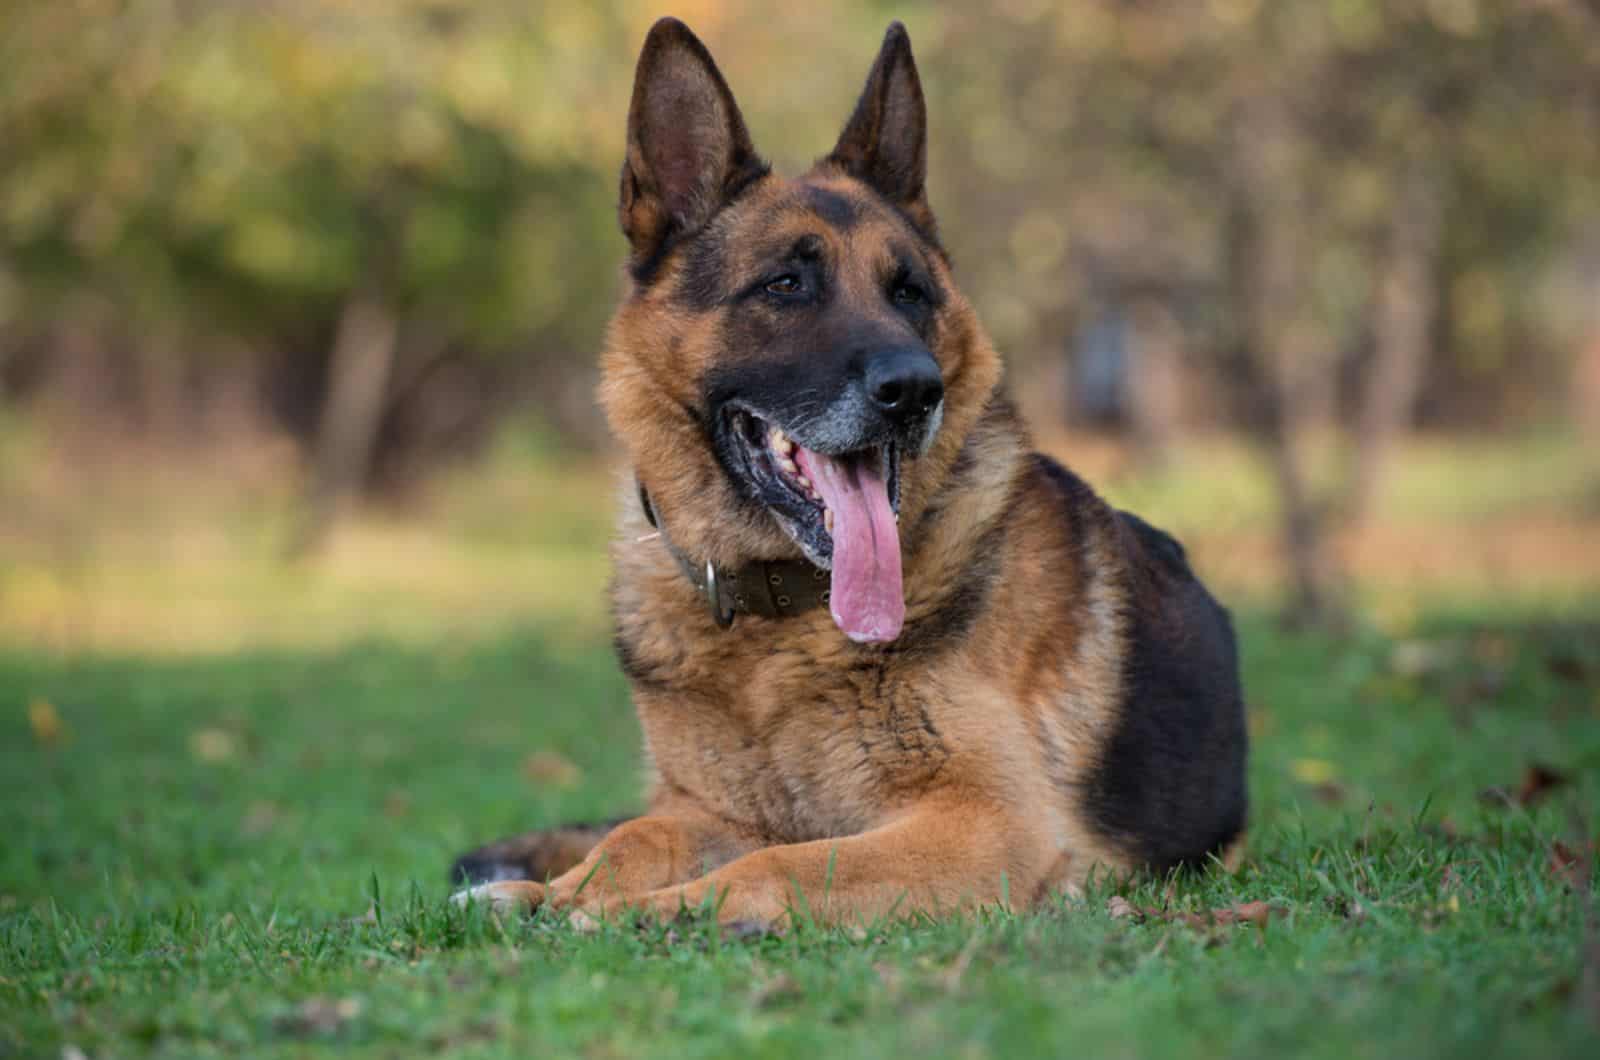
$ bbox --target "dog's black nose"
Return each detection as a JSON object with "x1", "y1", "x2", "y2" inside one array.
[{"x1": 863, "y1": 346, "x2": 943, "y2": 422}]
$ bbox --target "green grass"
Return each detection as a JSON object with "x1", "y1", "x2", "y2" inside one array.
[{"x1": 3, "y1": 609, "x2": 1599, "y2": 1058}]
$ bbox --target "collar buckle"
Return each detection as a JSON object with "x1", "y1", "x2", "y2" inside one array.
[{"x1": 703, "y1": 560, "x2": 736, "y2": 629}]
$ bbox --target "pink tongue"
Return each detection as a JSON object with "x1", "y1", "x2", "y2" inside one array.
[{"x1": 794, "y1": 447, "x2": 903, "y2": 643}]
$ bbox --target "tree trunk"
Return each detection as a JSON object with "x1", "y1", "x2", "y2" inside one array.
[
  {"x1": 1227, "y1": 96, "x2": 1345, "y2": 629},
  {"x1": 1579, "y1": 330, "x2": 1600, "y2": 449},
  {"x1": 1348, "y1": 162, "x2": 1442, "y2": 525},
  {"x1": 1126, "y1": 295, "x2": 1184, "y2": 469},
  {"x1": 292, "y1": 288, "x2": 398, "y2": 555},
  {"x1": 1574, "y1": 230, "x2": 1600, "y2": 454}
]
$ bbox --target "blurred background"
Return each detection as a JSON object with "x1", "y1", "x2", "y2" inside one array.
[{"x1": 2, "y1": 0, "x2": 1598, "y2": 654}]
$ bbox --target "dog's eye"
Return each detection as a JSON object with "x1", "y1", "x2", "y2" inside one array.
[
  {"x1": 892, "y1": 282, "x2": 926, "y2": 306},
  {"x1": 765, "y1": 275, "x2": 804, "y2": 296}
]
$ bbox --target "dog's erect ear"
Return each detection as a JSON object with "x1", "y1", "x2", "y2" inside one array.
[
  {"x1": 827, "y1": 23, "x2": 933, "y2": 235},
  {"x1": 619, "y1": 18, "x2": 766, "y2": 265}
]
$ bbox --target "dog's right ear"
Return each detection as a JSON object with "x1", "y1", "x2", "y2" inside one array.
[{"x1": 619, "y1": 18, "x2": 766, "y2": 267}]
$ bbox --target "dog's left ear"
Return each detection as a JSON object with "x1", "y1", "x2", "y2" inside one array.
[{"x1": 827, "y1": 23, "x2": 934, "y2": 236}]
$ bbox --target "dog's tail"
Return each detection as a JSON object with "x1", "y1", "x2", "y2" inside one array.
[{"x1": 449, "y1": 818, "x2": 629, "y2": 885}]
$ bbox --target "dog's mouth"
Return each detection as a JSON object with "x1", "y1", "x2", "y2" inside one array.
[{"x1": 721, "y1": 408, "x2": 903, "y2": 643}]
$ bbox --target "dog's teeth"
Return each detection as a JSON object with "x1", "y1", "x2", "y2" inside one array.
[
  {"x1": 796, "y1": 474, "x2": 811, "y2": 491},
  {"x1": 824, "y1": 508, "x2": 834, "y2": 534},
  {"x1": 770, "y1": 428, "x2": 794, "y2": 455},
  {"x1": 779, "y1": 457, "x2": 798, "y2": 474}
]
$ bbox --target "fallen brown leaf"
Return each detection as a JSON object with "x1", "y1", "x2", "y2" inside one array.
[
  {"x1": 1309, "y1": 780, "x2": 1348, "y2": 805},
  {"x1": 28, "y1": 698, "x2": 65, "y2": 747},
  {"x1": 189, "y1": 727, "x2": 238, "y2": 763},
  {"x1": 1546, "y1": 652, "x2": 1592, "y2": 685},
  {"x1": 522, "y1": 750, "x2": 581, "y2": 788},
  {"x1": 1517, "y1": 765, "x2": 1571, "y2": 806},
  {"x1": 1550, "y1": 840, "x2": 1595, "y2": 891},
  {"x1": 1481, "y1": 763, "x2": 1570, "y2": 808},
  {"x1": 1289, "y1": 758, "x2": 1338, "y2": 786},
  {"x1": 1207, "y1": 901, "x2": 1282, "y2": 926},
  {"x1": 1391, "y1": 639, "x2": 1459, "y2": 677},
  {"x1": 1420, "y1": 818, "x2": 1462, "y2": 842}
]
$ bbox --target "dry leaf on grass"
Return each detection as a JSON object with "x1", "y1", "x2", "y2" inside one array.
[
  {"x1": 1289, "y1": 758, "x2": 1338, "y2": 786},
  {"x1": 1308, "y1": 780, "x2": 1349, "y2": 805},
  {"x1": 1390, "y1": 639, "x2": 1459, "y2": 677},
  {"x1": 1480, "y1": 763, "x2": 1570, "y2": 808},
  {"x1": 28, "y1": 698, "x2": 65, "y2": 747},
  {"x1": 1545, "y1": 652, "x2": 1592, "y2": 685},
  {"x1": 1205, "y1": 901, "x2": 1282, "y2": 926},
  {"x1": 522, "y1": 750, "x2": 581, "y2": 788},
  {"x1": 189, "y1": 727, "x2": 238, "y2": 763},
  {"x1": 1516, "y1": 765, "x2": 1571, "y2": 806},
  {"x1": 1549, "y1": 840, "x2": 1595, "y2": 891}
]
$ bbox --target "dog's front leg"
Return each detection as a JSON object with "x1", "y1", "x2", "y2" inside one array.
[
  {"x1": 613, "y1": 797, "x2": 1045, "y2": 928},
  {"x1": 456, "y1": 810, "x2": 758, "y2": 915}
]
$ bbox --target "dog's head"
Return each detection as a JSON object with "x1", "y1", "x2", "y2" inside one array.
[{"x1": 600, "y1": 19, "x2": 1002, "y2": 643}]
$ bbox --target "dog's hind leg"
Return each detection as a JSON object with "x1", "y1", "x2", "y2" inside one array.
[{"x1": 449, "y1": 818, "x2": 630, "y2": 885}]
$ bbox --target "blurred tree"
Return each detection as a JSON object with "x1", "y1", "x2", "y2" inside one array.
[
  {"x1": 0, "y1": 0, "x2": 1596, "y2": 595},
  {"x1": 0, "y1": 0, "x2": 635, "y2": 540},
  {"x1": 930, "y1": 0, "x2": 1599, "y2": 624}
]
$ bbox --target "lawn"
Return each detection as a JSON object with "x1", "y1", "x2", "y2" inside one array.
[{"x1": 3, "y1": 605, "x2": 1599, "y2": 1058}]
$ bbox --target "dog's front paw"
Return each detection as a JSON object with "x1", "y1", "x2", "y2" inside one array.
[{"x1": 451, "y1": 880, "x2": 547, "y2": 916}]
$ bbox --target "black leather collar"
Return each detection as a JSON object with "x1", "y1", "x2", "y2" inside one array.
[{"x1": 637, "y1": 481, "x2": 830, "y2": 628}]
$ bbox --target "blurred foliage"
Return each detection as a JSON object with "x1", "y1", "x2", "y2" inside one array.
[
  {"x1": 928, "y1": 0, "x2": 1600, "y2": 401},
  {"x1": 0, "y1": 0, "x2": 1597, "y2": 455},
  {"x1": 0, "y1": 0, "x2": 640, "y2": 354}
]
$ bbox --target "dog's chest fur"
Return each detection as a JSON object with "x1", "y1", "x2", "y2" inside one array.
[{"x1": 623, "y1": 607, "x2": 960, "y2": 841}]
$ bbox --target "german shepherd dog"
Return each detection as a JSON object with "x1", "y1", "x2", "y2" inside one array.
[{"x1": 451, "y1": 19, "x2": 1247, "y2": 927}]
